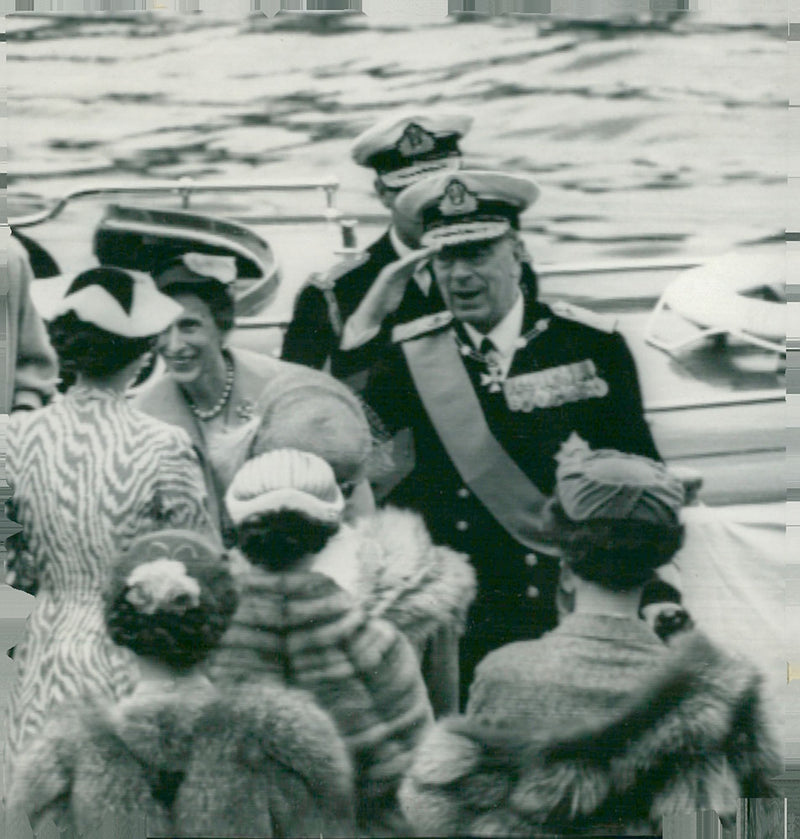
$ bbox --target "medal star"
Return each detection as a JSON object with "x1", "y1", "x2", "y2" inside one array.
[{"x1": 480, "y1": 368, "x2": 505, "y2": 393}]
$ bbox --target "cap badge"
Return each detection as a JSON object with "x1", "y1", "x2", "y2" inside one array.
[
  {"x1": 438, "y1": 179, "x2": 479, "y2": 217},
  {"x1": 397, "y1": 123, "x2": 436, "y2": 159}
]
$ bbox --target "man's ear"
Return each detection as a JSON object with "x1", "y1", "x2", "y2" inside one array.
[
  {"x1": 374, "y1": 178, "x2": 396, "y2": 210},
  {"x1": 511, "y1": 234, "x2": 530, "y2": 265}
]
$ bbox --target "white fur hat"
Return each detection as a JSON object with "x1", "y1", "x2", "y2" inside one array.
[{"x1": 226, "y1": 448, "x2": 345, "y2": 526}]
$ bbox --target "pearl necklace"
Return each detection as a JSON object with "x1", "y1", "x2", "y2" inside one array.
[{"x1": 186, "y1": 352, "x2": 235, "y2": 422}]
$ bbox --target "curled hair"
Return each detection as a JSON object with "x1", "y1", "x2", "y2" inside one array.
[
  {"x1": 48, "y1": 311, "x2": 155, "y2": 379},
  {"x1": 236, "y1": 510, "x2": 339, "y2": 573},
  {"x1": 551, "y1": 503, "x2": 684, "y2": 592},
  {"x1": 159, "y1": 280, "x2": 235, "y2": 334},
  {"x1": 105, "y1": 531, "x2": 238, "y2": 670}
]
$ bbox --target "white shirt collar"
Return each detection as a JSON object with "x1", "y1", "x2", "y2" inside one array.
[
  {"x1": 389, "y1": 226, "x2": 431, "y2": 295},
  {"x1": 462, "y1": 291, "x2": 525, "y2": 377}
]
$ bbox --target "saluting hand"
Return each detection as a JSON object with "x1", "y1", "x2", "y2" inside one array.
[{"x1": 359, "y1": 246, "x2": 439, "y2": 327}]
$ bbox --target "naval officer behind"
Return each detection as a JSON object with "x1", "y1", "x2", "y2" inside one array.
[
  {"x1": 281, "y1": 110, "x2": 473, "y2": 383},
  {"x1": 362, "y1": 170, "x2": 662, "y2": 703}
]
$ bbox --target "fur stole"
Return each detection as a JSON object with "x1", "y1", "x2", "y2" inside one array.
[
  {"x1": 312, "y1": 505, "x2": 477, "y2": 649},
  {"x1": 399, "y1": 630, "x2": 781, "y2": 836},
  {"x1": 8, "y1": 679, "x2": 355, "y2": 838}
]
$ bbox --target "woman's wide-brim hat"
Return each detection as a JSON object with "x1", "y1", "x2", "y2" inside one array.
[
  {"x1": 38, "y1": 266, "x2": 183, "y2": 337},
  {"x1": 395, "y1": 169, "x2": 540, "y2": 247}
]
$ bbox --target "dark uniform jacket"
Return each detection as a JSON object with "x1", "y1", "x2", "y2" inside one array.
[
  {"x1": 283, "y1": 231, "x2": 547, "y2": 386},
  {"x1": 282, "y1": 230, "x2": 438, "y2": 381},
  {"x1": 363, "y1": 290, "x2": 661, "y2": 693}
]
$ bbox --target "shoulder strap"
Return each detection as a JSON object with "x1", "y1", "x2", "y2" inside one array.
[
  {"x1": 549, "y1": 300, "x2": 618, "y2": 333},
  {"x1": 401, "y1": 329, "x2": 558, "y2": 555},
  {"x1": 305, "y1": 253, "x2": 371, "y2": 338}
]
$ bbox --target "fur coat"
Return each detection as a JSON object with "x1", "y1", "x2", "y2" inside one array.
[
  {"x1": 208, "y1": 521, "x2": 445, "y2": 833},
  {"x1": 312, "y1": 505, "x2": 477, "y2": 717},
  {"x1": 7, "y1": 678, "x2": 355, "y2": 838},
  {"x1": 399, "y1": 630, "x2": 781, "y2": 837},
  {"x1": 314, "y1": 506, "x2": 476, "y2": 650}
]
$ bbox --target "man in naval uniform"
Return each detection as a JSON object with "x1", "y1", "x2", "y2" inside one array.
[
  {"x1": 362, "y1": 171, "x2": 662, "y2": 704},
  {"x1": 281, "y1": 110, "x2": 474, "y2": 383}
]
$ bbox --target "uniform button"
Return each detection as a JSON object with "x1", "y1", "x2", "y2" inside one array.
[
  {"x1": 524, "y1": 553, "x2": 538, "y2": 567},
  {"x1": 455, "y1": 520, "x2": 469, "y2": 532},
  {"x1": 526, "y1": 585, "x2": 540, "y2": 599},
  {"x1": 457, "y1": 487, "x2": 470, "y2": 499}
]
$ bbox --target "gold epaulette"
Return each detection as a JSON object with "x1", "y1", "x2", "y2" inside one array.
[
  {"x1": 392, "y1": 310, "x2": 454, "y2": 343},
  {"x1": 306, "y1": 252, "x2": 371, "y2": 291},
  {"x1": 549, "y1": 300, "x2": 618, "y2": 334}
]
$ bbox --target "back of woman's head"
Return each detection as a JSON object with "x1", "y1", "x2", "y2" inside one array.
[
  {"x1": 552, "y1": 506, "x2": 684, "y2": 592},
  {"x1": 553, "y1": 436, "x2": 686, "y2": 591},
  {"x1": 47, "y1": 265, "x2": 182, "y2": 379},
  {"x1": 105, "y1": 529, "x2": 238, "y2": 670},
  {"x1": 236, "y1": 510, "x2": 339, "y2": 572},
  {"x1": 227, "y1": 449, "x2": 345, "y2": 570},
  {"x1": 49, "y1": 311, "x2": 155, "y2": 379}
]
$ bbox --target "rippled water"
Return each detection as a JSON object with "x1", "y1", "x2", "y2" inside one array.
[{"x1": 7, "y1": 9, "x2": 785, "y2": 270}]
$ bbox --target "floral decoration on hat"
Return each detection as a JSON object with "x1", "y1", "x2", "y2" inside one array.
[
  {"x1": 124, "y1": 557, "x2": 202, "y2": 616},
  {"x1": 181, "y1": 253, "x2": 237, "y2": 285}
]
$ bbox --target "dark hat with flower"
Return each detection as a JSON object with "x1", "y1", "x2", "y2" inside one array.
[{"x1": 105, "y1": 529, "x2": 238, "y2": 669}]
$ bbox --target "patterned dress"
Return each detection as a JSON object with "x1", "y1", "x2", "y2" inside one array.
[{"x1": 3, "y1": 386, "x2": 214, "y2": 786}]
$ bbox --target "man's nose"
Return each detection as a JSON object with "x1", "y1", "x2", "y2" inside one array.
[{"x1": 449, "y1": 257, "x2": 475, "y2": 279}]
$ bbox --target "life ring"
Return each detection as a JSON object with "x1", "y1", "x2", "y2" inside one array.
[{"x1": 645, "y1": 249, "x2": 785, "y2": 354}]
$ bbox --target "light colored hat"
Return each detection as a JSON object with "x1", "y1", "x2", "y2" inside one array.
[
  {"x1": 249, "y1": 368, "x2": 373, "y2": 481},
  {"x1": 351, "y1": 111, "x2": 473, "y2": 190},
  {"x1": 43, "y1": 266, "x2": 183, "y2": 337},
  {"x1": 226, "y1": 448, "x2": 345, "y2": 526},
  {"x1": 395, "y1": 169, "x2": 540, "y2": 247},
  {"x1": 555, "y1": 434, "x2": 685, "y2": 525}
]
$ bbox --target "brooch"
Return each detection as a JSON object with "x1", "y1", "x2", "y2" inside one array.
[{"x1": 235, "y1": 399, "x2": 255, "y2": 421}]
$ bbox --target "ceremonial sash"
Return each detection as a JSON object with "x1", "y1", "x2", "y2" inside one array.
[{"x1": 402, "y1": 327, "x2": 559, "y2": 556}]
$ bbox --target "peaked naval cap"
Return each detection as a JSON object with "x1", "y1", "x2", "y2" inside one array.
[
  {"x1": 49, "y1": 266, "x2": 183, "y2": 338},
  {"x1": 395, "y1": 169, "x2": 540, "y2": 247},
  {"x1": 351, "y1": 111, "x2": 473, "y2": 189}
]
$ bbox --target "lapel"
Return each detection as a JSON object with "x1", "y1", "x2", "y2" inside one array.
[
  {"x1": 226, "y1": 348, "x2": 281, "y2": 423},
  {"x1": 136, "y1": 373, "x2": 204, "y2": 450}
]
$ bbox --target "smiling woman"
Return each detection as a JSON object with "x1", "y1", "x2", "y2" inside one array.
[{"x1": 132, "y1": 253, "x2": 313, "y2": 544}]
